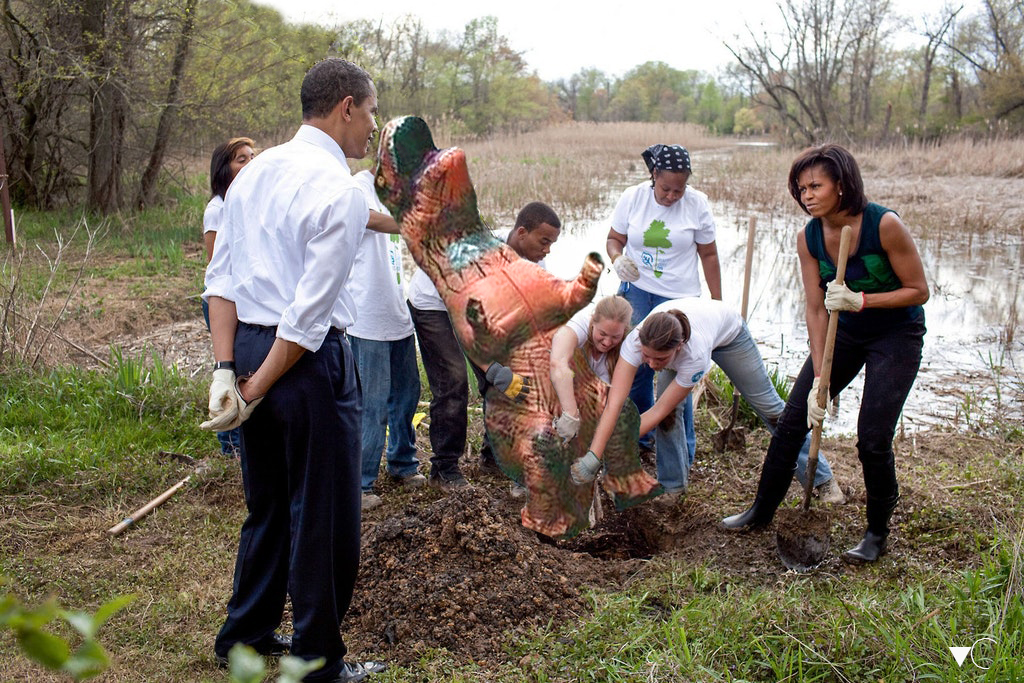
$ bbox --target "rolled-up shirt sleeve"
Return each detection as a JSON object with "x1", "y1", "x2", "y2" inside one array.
[{"x1": 278, "y1": 186, "x2": 369, "y2": 350}]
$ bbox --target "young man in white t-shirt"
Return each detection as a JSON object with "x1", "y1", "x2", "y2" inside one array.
[
  {"x1": 348, "y1": 170, "x2": 425, "y2": 511},
  {"x1": 407, "y1": 201, "x2": 561, "y2": 486}
]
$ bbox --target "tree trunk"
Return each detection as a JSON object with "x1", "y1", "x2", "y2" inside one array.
[
  {"x1": 919, "y1": 11, "x2": 958, "y2": 130},
  {"x1": 136, "y1": 0, "x2": 197, "y2": 209},
  {"x1": 919, "y1": 51, "x2": 934, "y2": 127},
  {"x1": 83, "y1": 0, "x2": 131, "y2": 214}
]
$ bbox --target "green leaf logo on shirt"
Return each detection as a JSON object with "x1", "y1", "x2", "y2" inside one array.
[{"x1": 643, "y1": 220, "x2": 672, "y2": 278}]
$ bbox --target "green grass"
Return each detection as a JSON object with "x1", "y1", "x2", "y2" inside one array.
[
  {"x1": 705, "y1": 364, "x2": 790, "y2": 429},
  {"x1": 2, "y1": 355, "x2": 1022, "y2": 681},
  {"x1": 500, "y1": 549, "x2": 1023, "y2": 682},
  {"x1": 10, "y1": 190, "x2": 205, "y2": 279},
  {"x1": 0, "y1": 350, "x2": 209, "y2": 498}
]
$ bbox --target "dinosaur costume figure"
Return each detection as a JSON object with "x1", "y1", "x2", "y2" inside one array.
[{"x1": 375, "y1": 116, "x2": 662, "y2": 539}]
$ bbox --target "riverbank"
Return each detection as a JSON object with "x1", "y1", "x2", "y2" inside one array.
[{"x1": 1, "y1": 124, "x2": 1022, "y2": 681}]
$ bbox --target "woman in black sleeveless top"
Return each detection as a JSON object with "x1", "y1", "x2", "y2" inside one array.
[{"x1": 721, "y1": 143, "x2": 929, "y2": 564}]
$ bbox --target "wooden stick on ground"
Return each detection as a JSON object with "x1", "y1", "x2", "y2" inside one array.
[{"x1": 107, "y1": 475, "x2": 191, "y2": 536}]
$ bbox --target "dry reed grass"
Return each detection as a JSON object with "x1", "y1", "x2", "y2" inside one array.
[
  {"x1": 453, "y1": 121, "x2": 721, "y2": 222},
  {"x1": 866, "y1": 135, "x2": 1024, "y2": 178},
  {"x1": 376, "y1": 120, "x2": 1024, "y2": 241}
]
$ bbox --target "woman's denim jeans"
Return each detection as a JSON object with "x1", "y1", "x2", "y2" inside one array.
[{"x1": 654, "y1": 323, "x2": 833, "y2": 492}]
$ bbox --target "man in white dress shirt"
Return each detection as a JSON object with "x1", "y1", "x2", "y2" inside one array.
[{"x1": 202, "y1": 58, "x2": 388, "y2": 683}]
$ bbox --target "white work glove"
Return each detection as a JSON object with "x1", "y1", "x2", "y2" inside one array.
[
  {"x1": 486, "y1": 362, "x2": 531, "y2": 402},
  {"x1": 570, "y1": 450, "x2": 603, "y2": 485},
  {"x1": 228, "y1": 376, "x2": 264, "y2": 429},
  {"x1": 612, "y1": 254, "x2": 640, "y2": 282},
  {"x1": 824, "y1": 281, "x2": 865, "y2": 312},
  {"x1": 806, "y1": 376, "x2": 826, "y2": 429},
  {"x1": 553, "y1": 412, "x2": 581, "y2": 442},
  {"x1": 200, "y1": 369, "x2": 239, "y2": 431},
  {"x1": 201, "y1": 374, "x2": 265, "y2": 432}
]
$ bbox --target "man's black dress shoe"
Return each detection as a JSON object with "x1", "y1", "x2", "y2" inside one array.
[{"x1": 214, "y1": 632, "x2": 292, "y2": 668}]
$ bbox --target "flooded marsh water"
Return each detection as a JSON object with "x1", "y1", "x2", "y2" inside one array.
[{"x1": 544, "y1": 178, "x2": 1024, "y2": 436}]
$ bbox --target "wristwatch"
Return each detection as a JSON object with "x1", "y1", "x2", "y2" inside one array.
[{"x1": 214, "y1": 360, "x2": 236, "y2": 371}]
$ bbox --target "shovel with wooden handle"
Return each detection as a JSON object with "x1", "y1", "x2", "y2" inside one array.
[
  {"x1": 714, "y1": 215, "x2": 757, "y2": 453},
  {"x1": 775, "y1": 224, "x2": 852, "y2": 572}
]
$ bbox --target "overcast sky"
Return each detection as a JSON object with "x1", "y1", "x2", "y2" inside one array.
[{"x1": 255, "y1": 0, "x2": 981, "y2": 81}]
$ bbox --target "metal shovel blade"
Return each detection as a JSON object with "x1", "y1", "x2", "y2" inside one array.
[{"x1": 775, "y1": 507, "x2": 831, "y2": 572}]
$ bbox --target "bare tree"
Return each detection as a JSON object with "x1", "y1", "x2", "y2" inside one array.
[
  {"x1": 846, "y1": 0, "x2": 894, "y2": 131},
  {"x1": 0, "y1": 0, "x2": 86, "y2": 206},
  {"x1": 81, "y1": 0, "x2": 134, "y2": 213},
  {"x1": 917, "y1": 5, "x2": 963, "y2": 127},
  {"x1": 976, "y1": 0, "x2": 1024, "y2": 122},
  {"x1": 136, "y1": 0, "x2": 197, "y2": 209},
  {"x1": 725, "y1": 0, "x2": 896, "y2": 142}
]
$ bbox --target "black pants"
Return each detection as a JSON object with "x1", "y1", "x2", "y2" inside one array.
[
  {"x1": 407, "y1": 303, "x2": 469, "y2": 475},
  {"x1": 214, "y1": 323, "x2": 361, "y2": 681},
  {"x1": 765, "y1": 316, "x2": 925, "y2": 505}
]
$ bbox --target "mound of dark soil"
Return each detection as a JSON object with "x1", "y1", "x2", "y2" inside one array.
[{"x1": 344, "y1": 485, "x2": 642, "y2": 664}]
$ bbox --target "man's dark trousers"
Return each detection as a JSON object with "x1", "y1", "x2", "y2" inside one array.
[{"x1": 215, "y1": 323, "x2": 362, "y2": 681}]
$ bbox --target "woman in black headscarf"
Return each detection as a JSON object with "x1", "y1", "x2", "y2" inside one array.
[{"x1": 605, "y1": 145, "x2": 722, "y2": 488}]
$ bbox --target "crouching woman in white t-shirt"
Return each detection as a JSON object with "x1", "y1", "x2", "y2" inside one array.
[
  {"x1": 570, "y1": 298, "x2": 840, "y2": 502},
  {"x1": 549, "y1": 295, "x2": 634, "y2": 442}
]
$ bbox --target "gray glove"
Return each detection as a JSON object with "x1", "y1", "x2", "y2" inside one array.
[
  {"x1": 553, "y1": 412, "x2": 581, "y2": 442},
  {"x1": 486, "y1": 362, "x2": 531, "y2": 402},
  {"x1": 570, "y1": 450, "x2": 602, "y2": 485},
  {"x1": 200, "y1": 368, "x2": 239, "y2": 431},
  {"x1": 612, "y1": 254, "x2": 640, "y2": 282}
]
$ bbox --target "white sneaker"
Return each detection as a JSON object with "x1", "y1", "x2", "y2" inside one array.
[
  {"x1": 510, "y1": 483, "x2": 528, "y2": 499},
  {"x1": 815, "y1": 478, "x2": 846, "y2": 504},
  {"x1": 362, "y1": 492, "x2": 383, "y2": 510}
]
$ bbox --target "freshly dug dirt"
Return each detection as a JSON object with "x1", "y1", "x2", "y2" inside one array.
[
  {"x1": 339, "y1": 449, "x2": 837, "y2": 666},
  {"x1": 345, "y1": 485, "x2": 641, "y2": 665}
]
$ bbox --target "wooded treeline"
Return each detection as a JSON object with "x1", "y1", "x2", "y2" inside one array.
[{"x1": 1, "y1": 0, "x2": 1022, "y2": 213}]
